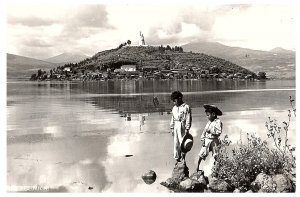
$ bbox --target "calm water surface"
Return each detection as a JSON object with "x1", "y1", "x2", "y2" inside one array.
[{"x1": 7, "y1": 79, "x2": 296, "y2": 192}]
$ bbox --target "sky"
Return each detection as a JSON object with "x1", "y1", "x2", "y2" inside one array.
[{"x1": 5, "y1": 1, "x2": 297, "y2": 59}]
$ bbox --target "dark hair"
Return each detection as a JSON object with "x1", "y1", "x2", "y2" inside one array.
[
  {"x1": 171, "y1": 91, "x2": 183, "y2": 101},
  {"x1": 205, "y1": 109, "x2": 217, "y2": 117}
]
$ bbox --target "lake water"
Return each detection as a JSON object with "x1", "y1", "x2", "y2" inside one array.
[{"x1": 7, "y1": 79, "x2": 296, "y2": 192}]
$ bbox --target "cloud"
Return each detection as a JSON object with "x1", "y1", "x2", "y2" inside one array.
[
  {"x1": 6, "y1": 4, "x2": 296, "y2": 59},
  {"x1": 61, "y1": 4, "x2": 114, "y2": 38},
  {"x1": 180, "y1": 7, "x2": 216, "y2": 31},
  {"x1": 7, "y1": 16, "x2": 58, "y2": 27},
  {"x1": 214, "y1": 4, "x2": 252, "y2": 14},
  {"x1": 22, "y1": 38, "x2": 53, "y2": 47},
  {"x1": 7, "y1": 4, "x2": 115, "y2": 58},
  {"x1": 69, "y1": 5, "x2": 112, "y2": 28},
  {"x1": 144, "y1": 5, "x2": 250, "y2": 46}
]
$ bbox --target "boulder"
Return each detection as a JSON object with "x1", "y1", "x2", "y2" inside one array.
[
  {"x1": 286, "y1": 172, "x2": 296, "y2": 189},
  {"x1": 171, "y1": 161, "x2": 189, "y2": 181},
  {"x1": 189, "y1": 170, "x2": 204, "y2": 180},
  {"x1": 251, "y1": 173, "x2": 294, "y2": 193},
  {"x1": 161, "y1": 161, "x2": 192, "y2": 192},
  {"x1": 142, "y1": 170, "x2": 157, "y2": 184},
  {"x1": 208, "y1": 177, "x2": 234, "y2": 192},
  {"x1": 272, "y1": 174, "x2": 293, "y2": 192},
  {"x1": 179, "y1": 178, "x2": 204, "y2": 192},
  {"x1": 251, "y1": 173, "x2": 274, "y2": 192},
  {"x1": 161, "y1": 177, "x2": 180, "y2": 187},
  {"x1": 189, "y1": 171, "x2": 208, "y2": 189},
  {"x1": 161, "y1": 162, "x2": 211, "y2": 192}
]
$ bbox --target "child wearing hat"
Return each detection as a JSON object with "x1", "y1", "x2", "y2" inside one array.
[
  {"x1": 196, "y1": 104, "x2": 223, "y2": 172},
  {"x1": 170, "y1": 91, "x2": 192, "y2": 163}
]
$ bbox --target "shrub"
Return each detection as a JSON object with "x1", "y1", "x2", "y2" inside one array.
[
  {"x1": 212, "y1": 134, "x2": 274, "y2": 189},
  {"x1": 265, "y1": 96, "x2": 296, "y2": 172},
  {"x1": 211, "y1": 96, "x2": 296, "y2": 190}
]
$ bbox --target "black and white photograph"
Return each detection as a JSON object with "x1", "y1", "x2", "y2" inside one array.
[{"x1": 2, "y1": 0, "x2": 297, "y2": 193}]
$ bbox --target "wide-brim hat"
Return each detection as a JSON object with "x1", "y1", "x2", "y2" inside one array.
[
  {"x1": 181, "y1": 133, "x2": 193, "y2": 153},
  {"x1": 203, "y1": 104, "x2": 223, "y2": 116}
]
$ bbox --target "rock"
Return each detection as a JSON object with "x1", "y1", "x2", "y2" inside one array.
[
  {"x1": 233, "y1": 189, "x2": 240, "y2": 193},
  {"x1": 251, "y1": 173, "x2": 295, "y2": 193},
  {"x1": 142, "y1": 170, "x2": 157, "y2": 184},
  {"x1": 179, "y1": 178, "x2": 204, "y2": 192},
  {"x1": 171, "y1": 161, "x2": 189, "y2": 181},
  {"x1": 286, "y1": 172, "x2": 296, "y2": 189},
  {"x1": 161, "y1": 177, "x2": 181, "y2": 187},
  {"x1": 189, "y1": 171, "x2": 208, "y2": 189},
  {"x1": 208, "y1": 177, "x2": 233, "y2": 192},
  {"x1": 237, "y1": 186, "x2": 248, "y2": 193},
  {"x1": 161, "y1": 162, "x2": 210, "y2": 192},
  {"x1": 197, "y1": 176, "x2": 208, "y2": 187},
  {"x1": 161, "y1": 177, "x2": 182, "y2": 192},
  {"x1": 190, "y1": 170, "x2": 204, "y2": 180},
  {"x1": 272, "y1": 174, "x2": 293, "y2": 192},
  {"x1": 245, "y1": 190, "x2": 253, "y2": 193},
  {"x1": 88, "y1": 186, "x2": 93, "y2": 190},
  {"x1": 142, "y1": 170, "x2": 156, "y2": 179},
  {"x1": 161, "y1": 161, "x2": 191, "y2": 192},
  {"x1": 251, "y1": 173, "x2": 274, "y2": 192}
]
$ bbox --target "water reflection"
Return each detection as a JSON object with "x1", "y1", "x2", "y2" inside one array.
[
  {"x1": 84, "y1": 95, "x2": 170, "y2": 114},
  {"x1": 102, "y1": 130, "x2": 172, "y2": 192},
  {"x1": 7, "y1": 135, "x2": 110, "y2": 192},
  {"x1": 7, "y1": 80, "x2": 296, "y2": 192},
  {"x1": 84, "y1": 90, "x2": 294, "y2": 116},
  {"x1": 67, "y1": 79, "x2": 294, "y2": 95}
]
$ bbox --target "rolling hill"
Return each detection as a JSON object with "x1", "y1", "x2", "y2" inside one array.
[
  {"x1": 7, "y1": 53, "x2": 58, "y2": 79},
  {"x1": 68, "y1": 45, "x2": 255, "y2": 76},
  {"x1": 182, "y1": 41, "x2": 295, "y2": 79},
  {"x1": 44, "y1": 52, "x2": 90, "y2": 64}
]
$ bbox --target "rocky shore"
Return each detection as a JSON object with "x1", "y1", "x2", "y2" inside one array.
[{"x1": 159, "y1": 161, "x2": 295, "y2": 193}]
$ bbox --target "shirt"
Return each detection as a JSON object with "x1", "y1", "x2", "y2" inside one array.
[
  {"x1": 200, "y1": 118, "x2": 223, "y2": 140},
  {"x1": 170, "y1": 103, "x2": 192, "y2": 130}
]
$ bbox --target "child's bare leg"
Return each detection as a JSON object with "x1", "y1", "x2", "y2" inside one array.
[
  {"x1": 181, "y1": 152, "x2": 186, "y2": 163},
  {"x1": 196, "y1": 156, "x2": 202, "y2": 172}
]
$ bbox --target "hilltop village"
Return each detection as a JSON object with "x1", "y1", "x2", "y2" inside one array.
[{"x1": 30, "y1": 32, "x2": 267, "y2": 81}]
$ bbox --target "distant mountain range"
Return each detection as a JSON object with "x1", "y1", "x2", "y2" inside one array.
[
  {"x1": 270, "y1": 47, "x2": 294, "y2": 54},
  {"x1": 7, "y1": 53, "x2": 57, "y2": 79},
  {"x1": 7, "y1": 52, "x2": 90, "y2": 79},
  {"x1": 181, "y1": 41, "x2": 295, "y2": 79},
  {"x1": 43, "y1": 52, "x2": 90, "y2": 64}
]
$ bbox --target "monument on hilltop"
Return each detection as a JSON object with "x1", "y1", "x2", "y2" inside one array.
[{"x1": 139, "y1": 31, "x2": 146, "y2": 46}]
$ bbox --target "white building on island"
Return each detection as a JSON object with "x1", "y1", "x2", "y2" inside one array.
[{"x1": 121, "y1": 65, "x2": 137, "y2": 71}]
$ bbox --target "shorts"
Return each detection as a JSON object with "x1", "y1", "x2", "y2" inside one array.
[{"x1": 198, "y1": 138, "x2": 220, "y2": 160}]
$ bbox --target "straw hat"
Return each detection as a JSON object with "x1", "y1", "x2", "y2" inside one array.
[
  {"x1": 203, "y1": 104, "x2": 223, "y2": 116},
  {"x1": 181, "y1": 133, "x2": 193, "y2": 153}
]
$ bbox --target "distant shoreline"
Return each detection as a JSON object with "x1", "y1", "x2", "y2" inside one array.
[{"x1": 6, "y1": 78, "x2": 295, "y2": 82}]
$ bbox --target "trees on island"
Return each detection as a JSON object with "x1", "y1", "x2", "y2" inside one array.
[
  {"x1": 158, "y1": 45, "x2": 183, "y2": 52},
  {"x1": 117, "y1": 40, "x2": 132, "y2": 49},
  {"x1": 258, "y1": 72, "x2": 267, "y2": 79}
]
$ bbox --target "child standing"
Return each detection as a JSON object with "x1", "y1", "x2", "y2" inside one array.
[
  {"x1": 196, "y1": 104, "x2": 223, "y2": 172},
  {"x1": 170, "y1": 91, "x2": 192, "y2": 163}
]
